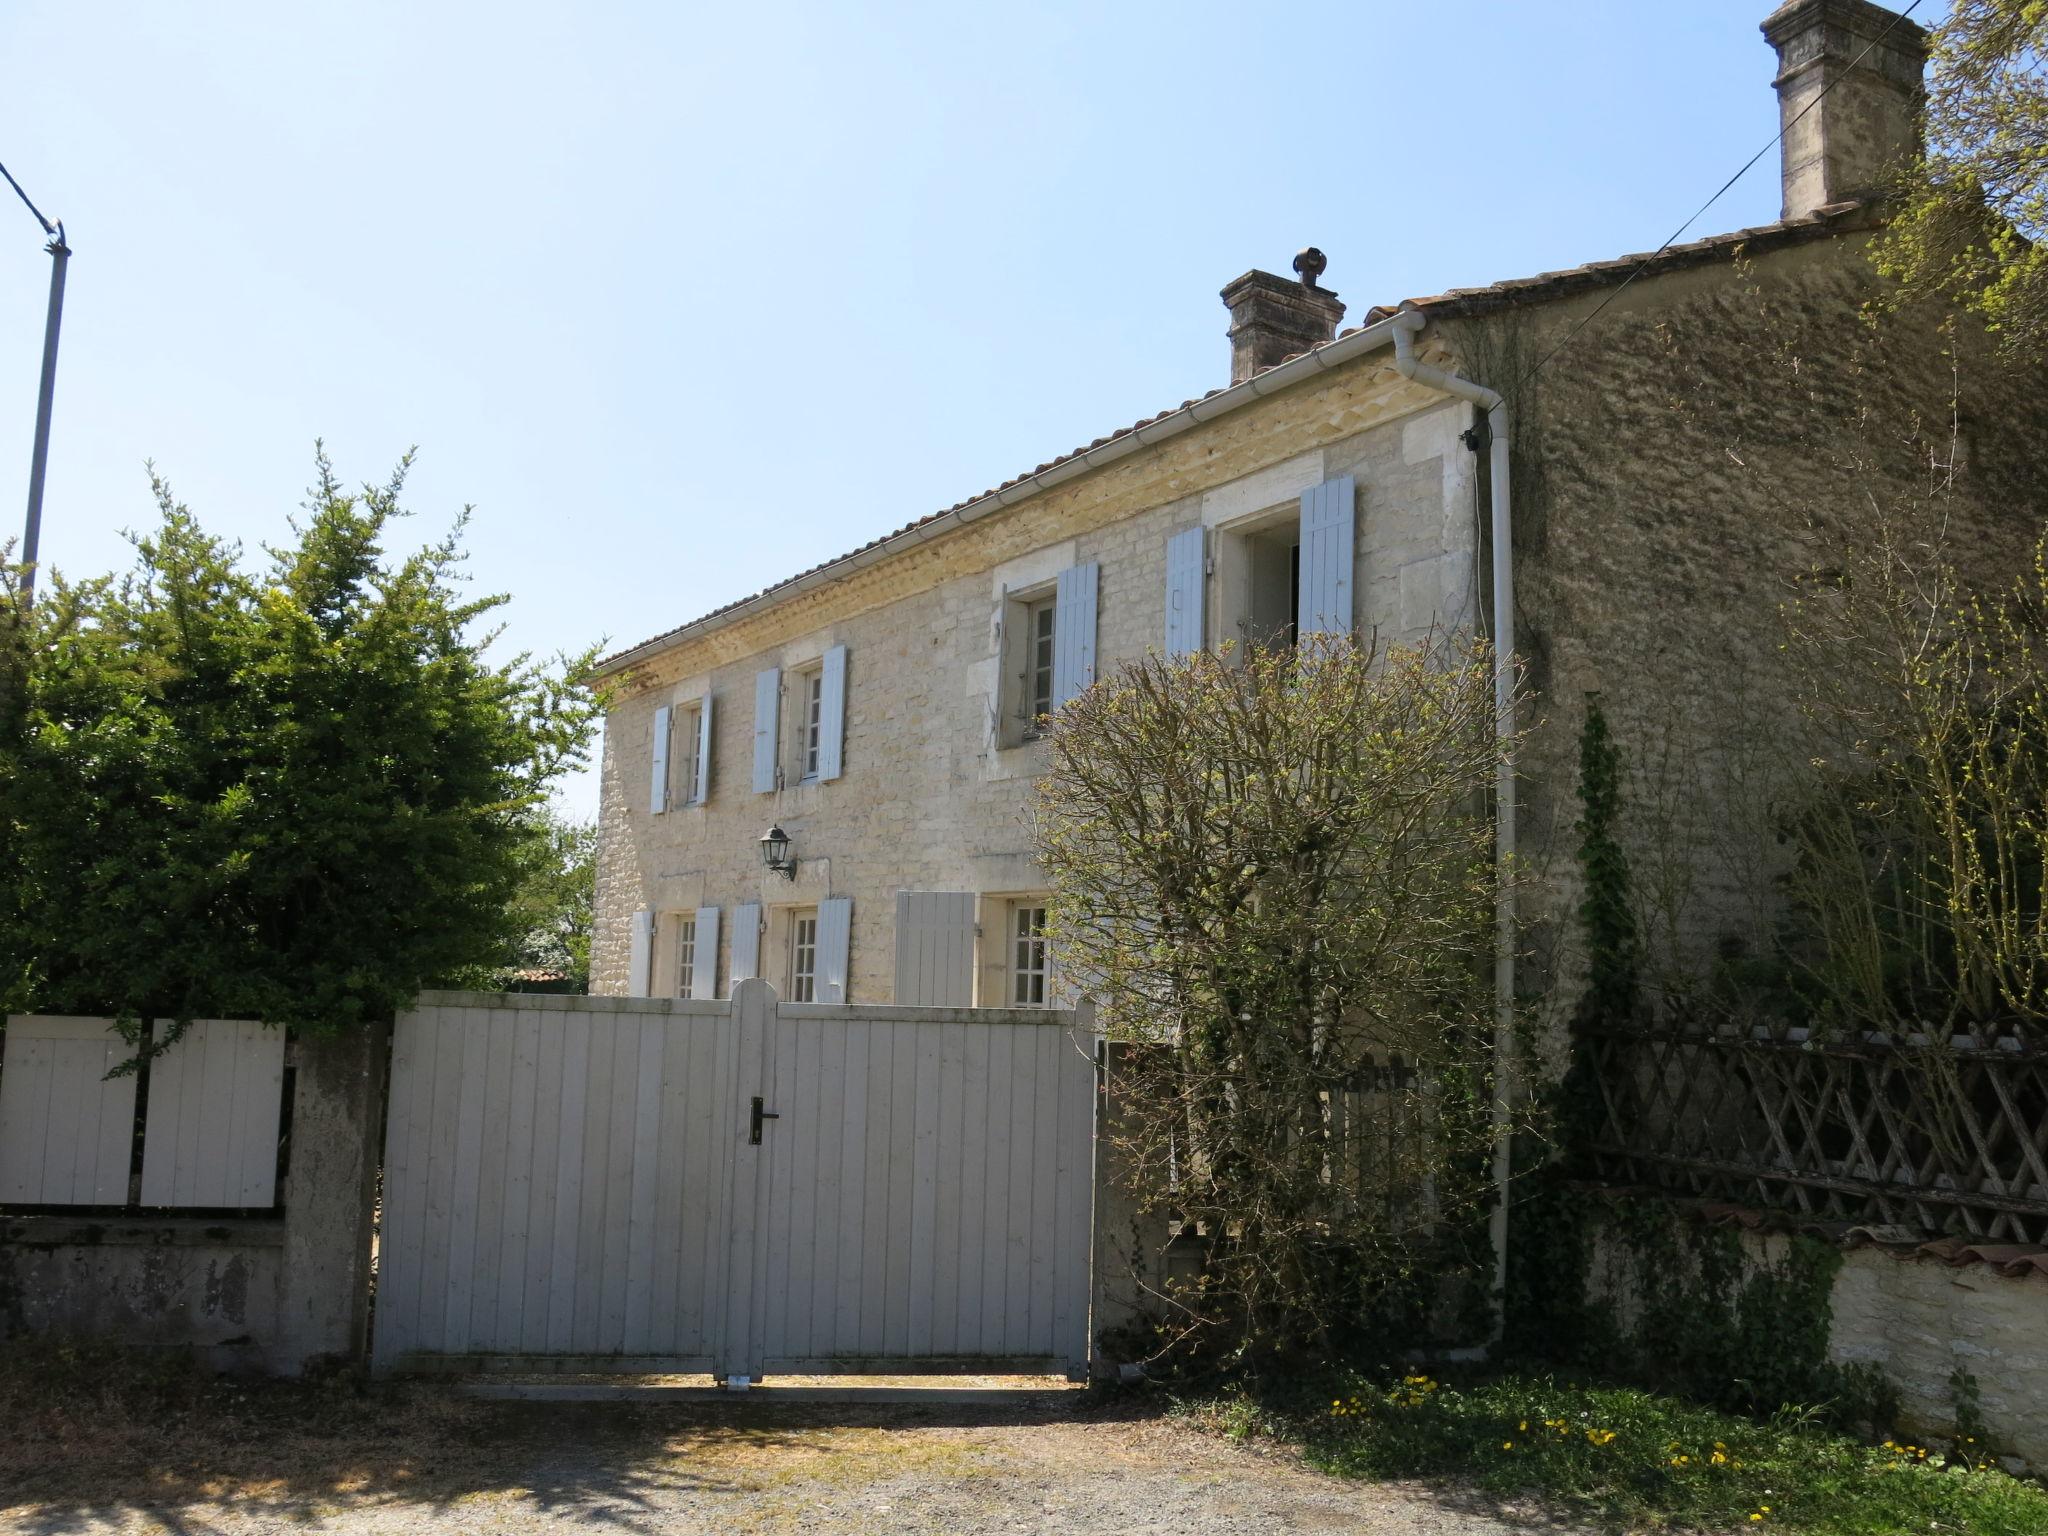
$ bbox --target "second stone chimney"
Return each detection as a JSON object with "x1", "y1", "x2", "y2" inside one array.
[
  {"x1": 1762, "y1": 0, "x2": 1929, "y2": 220},
  {"x1": 1221, "y1": 248, "x2": 1346, "y2": 385}
]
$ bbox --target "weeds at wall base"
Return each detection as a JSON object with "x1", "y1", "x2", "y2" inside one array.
[{"x1": 1174, "y1": 1367, "x2": 2048, "y2": 1536}]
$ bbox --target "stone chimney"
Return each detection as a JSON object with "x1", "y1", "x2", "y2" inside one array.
[
  {"x1": 1221, "y1": 248, "x2": 1346, "y2": 385},
  {"x1": 1762, "y1": 0, "x2": 1929, "y2": 220}
]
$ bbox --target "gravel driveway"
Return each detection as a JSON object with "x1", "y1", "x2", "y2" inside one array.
[{"x1": 2, "y1": 1385, "x2": 1582, "y2": 1536}]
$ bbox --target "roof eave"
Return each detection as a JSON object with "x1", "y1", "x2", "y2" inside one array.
[{"x1": 592, "y1": 310, "x2": 1413, "y2": 680}]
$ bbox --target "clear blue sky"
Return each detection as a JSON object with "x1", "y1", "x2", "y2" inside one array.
[{"x1": 0, "y1": 1, "x2": 1941, "y2": 818}]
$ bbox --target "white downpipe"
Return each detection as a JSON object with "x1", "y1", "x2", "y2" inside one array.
[{"x1": 1389, "y1": 308, "x2": 1517, "y2": 1335}]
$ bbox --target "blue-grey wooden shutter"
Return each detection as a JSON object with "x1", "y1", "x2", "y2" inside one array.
[
  {"x1": 893, "y1": 891, "x2": 977, "y2": 1006},
  {"x1": 816, "y1": 897, "x2": 853, "y2": 1003},
  {"x1": 1052, "y1": 561, "x2": 1099, "y2": 710},
  {"x1": 730, "y1": 902, "x2": 762, "y2": 990},
  {"x1": 629, "y1": 908, "x2": 654, "y2": 997},
  {"x1": 751, "y1": 667, "x2": 781, "y2": 793},
  {"x1": 693, "y1": 693, "x2": 714, "y2": 805},
  {"x1": 691, "y1": 905, "x2": 720, "y2": 999},
  {"x1": 1165, "y1": 526, "x2": 1206, "y2": 658},
  {"x1": 648, "y1": 704, "x2": 672, "y2": 815},
  {"x1": 1298, "y1": 474, "x2": 1356, "y2": 639},
  {"x1": 817, "y1": 643, "x2": 848, "y2": 782}
]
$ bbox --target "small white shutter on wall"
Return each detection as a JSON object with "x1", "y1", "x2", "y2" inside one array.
[
  {"x1": 693, "y1": 692, "x2": 714, "y2": 805},
  {"x1": 730, "y1": 902, "x2": 762, "y2": 990},
  {"x1": 816, "y1": 897, "x2": 853, "y2": 1003},
  {"x1": 691, "y1": 905, "x2": 720, "y2": 999},
  {"x1": 818, "y1": 643, "x2": 848, "y2": 782},
  {"x1": 628, "y1": 909, "x2": 655, "y2": 997},
  {"x1": 1165, "y1": 526, "x2": 1206, "y2": 658},
  {"x1": 751, "y1": 667, "x2": 781, "y2": 793},
  {"x1": 1298, "y1": 473, "x2": 1356, "y2": 639},
  {"x1": 894, "y1": 891, "x2": 977, "y2": 1006},
  {"x1": 0, "y1": 1016, "x2": 138, "y2": 1205},
  {"x1": 140, "y1": 1020, "x2": 287, "y2": 1208},
  {"x1": 648, "y1": 704, "x2": 672, "y2": 815},
  {"x1": 1052, "y1": 560, "x2": 1099, "y2": 710}
]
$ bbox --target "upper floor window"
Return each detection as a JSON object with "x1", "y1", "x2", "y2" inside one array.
[
  {"x1": 1213, "y1": 474, "x2": 1353, "y2": 651},
  {"x1": 671, "y1": 701, "x2": 704, "y2": 805},
  {"x1": 1026, "y1": 596, "x2": 1056, "y2": 729},
  {"x1": 999, "y1": 586, "x2": 1059, "y2": 748},
  {"x1": 789, "y1": 908, "x2": 819, "y2": 1002},
  {"x1": 786, "y1": 663, "x2": 826, "y2": 783},
  {"x1": 1219, "y1": 511, "x2": 1300, "y2": 652}
]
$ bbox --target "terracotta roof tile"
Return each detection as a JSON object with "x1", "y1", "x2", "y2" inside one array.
[{"x1": 597, "y1": 203, "x2": 1872, "y2": 675}]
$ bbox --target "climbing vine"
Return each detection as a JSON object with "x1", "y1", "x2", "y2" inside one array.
[{"x1": 1574, "y1": 696, "x2": 1639, "y2": 1028}]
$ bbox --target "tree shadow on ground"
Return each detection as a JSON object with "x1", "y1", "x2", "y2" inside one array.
[{"x1": 0, "y1": 1372, "x2": 1171, "y2": 1535}]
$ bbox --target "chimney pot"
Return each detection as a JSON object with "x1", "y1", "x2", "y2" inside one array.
[
  {"x1": 1220, "y1": 258, "x2": 1346, "y2": 386},
  {"x1": 1761, "y1": 0, "x2": 1929, "y2": 220}
]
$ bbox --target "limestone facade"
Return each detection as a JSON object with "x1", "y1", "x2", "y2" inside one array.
[{"x1": 591, "y1": 349, "x2": 1479, "y2": 1004}]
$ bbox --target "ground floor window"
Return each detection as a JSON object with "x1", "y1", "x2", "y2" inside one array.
[
  {"x1": 789, "y1": 909, "x2": 819, "y2": 1003},
  {"x1": 674, "y1": 915, "x2": 697, "y2": 999},
  {"x1": 1010, "y1": 902, "x2": 1049, "y2": 1007}
]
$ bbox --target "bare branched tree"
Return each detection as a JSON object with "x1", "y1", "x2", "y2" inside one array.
[{"x1": 1033, "y1": 633, "x2": 1526, "y2": 1363}]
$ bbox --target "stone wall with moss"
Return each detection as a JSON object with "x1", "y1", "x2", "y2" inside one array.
[{"x1": 1441, "y1": 229, "x2": 2048, "y2": 1053}]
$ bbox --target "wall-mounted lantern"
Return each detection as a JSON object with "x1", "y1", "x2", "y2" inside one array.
[{"x1": 759, "y1": 823, "x2": 796, "y2": 880}]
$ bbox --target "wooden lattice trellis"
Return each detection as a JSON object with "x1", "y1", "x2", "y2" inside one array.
[{"x1": 1577, "y1": 1023, "x2": 2048, "y2": 1245}]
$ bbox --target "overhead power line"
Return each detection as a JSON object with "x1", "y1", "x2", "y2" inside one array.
[{"x1": 1512, "y1": 0, "x2": 1926, "y2": 395}]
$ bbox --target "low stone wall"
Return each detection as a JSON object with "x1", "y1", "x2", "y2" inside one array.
[
  {"x1": 1584, "y1": 1212, "x2": 2048, "y2": 1470},
  {"x1": 1826, "y1": 1239, "x2": 2048, "y2": 1469},
  {"x1": 0, "y1": 1024, "x2": 385, "y2": 1376},
  {"x1": 0, "y1": 1217, "x2": 283, "y2": 1370}
]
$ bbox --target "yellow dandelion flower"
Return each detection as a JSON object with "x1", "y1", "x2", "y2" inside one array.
[{"x1": 1502, "y1": 1441, "x2": 1514, "y2": 1451}]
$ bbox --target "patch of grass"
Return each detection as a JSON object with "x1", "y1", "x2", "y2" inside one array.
[{"x1": 1177, "y1": 1368, "x2": 2048, "y2": 1535}]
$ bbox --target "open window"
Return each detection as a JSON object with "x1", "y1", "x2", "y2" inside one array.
[
  {"x1": 1216, "y1": 510, "x2": 1300, "y2": 652},
  {"x1": 651, "y1": 693, "x2": 712, "y2": 811},
  {"x1": 787, "y1": 663, "x2": 826, "y2": 783},
  {"x1": 998, "y1": 585, "x2": 1058, "y2": 746},
  {"x1": 996, "y1": 562, "x2": 1096, "y2": 748},
  {"x1": 1213, "y1": 474, "x2": 1354, "y2": 651},
  {"x1": 670, "y1": 700, "x2": 704, "y2": 805}
]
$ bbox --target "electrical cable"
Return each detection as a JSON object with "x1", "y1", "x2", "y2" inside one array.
[
  {"x1": 1511, "y1": 0, "x2": 1925, "y2": 396},
  {"x1": 0, "y1": 158, "x2": 59, "y2": 240}
]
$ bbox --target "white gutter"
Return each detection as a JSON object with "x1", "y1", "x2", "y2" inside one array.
[
  {"x1": 597, "y1": 310, "x2": 1414, "y2": 678},
  {"x1": 1389, "y1": 307, "x2": 1518, "y2": 1336}
]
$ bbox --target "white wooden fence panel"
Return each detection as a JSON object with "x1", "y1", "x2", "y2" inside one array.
[
  {"x1": 374, "y1": 995, "x2": 741, "y2": 1372},
  {"x1": 138, "y1": 1019, "x2": 286, "y2": 1208},
  {"x1": 748, "y1": 1006, "x2": 1094, "y2": 1372},
  {"x1": 0, "y1": 1016, "x2": 136, "y2": 1206}
]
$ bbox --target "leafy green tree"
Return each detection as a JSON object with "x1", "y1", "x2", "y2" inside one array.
[
  {"x1": 1876, "y1": 2, "x2": 2048, "y2": 357},
  {"x1": 0, "y1": 451, "x2": 601, "y2": 1046},
  {"x1": 435, "y1": 809, "x2": 597, "y2": 993}
]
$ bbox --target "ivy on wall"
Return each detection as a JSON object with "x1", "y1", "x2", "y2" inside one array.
[{"x1": 1502, "y1": 700, "x2": 1896, "y2": 1430}]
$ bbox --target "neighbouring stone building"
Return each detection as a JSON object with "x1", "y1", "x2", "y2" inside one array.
[{"x1": 590, "y1": 0, "x2": 2039, "y2": 1024}]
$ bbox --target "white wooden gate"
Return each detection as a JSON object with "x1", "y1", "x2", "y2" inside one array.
[{"x1": 372, "y1": 981, "x2": 1097, "y2": 1379}]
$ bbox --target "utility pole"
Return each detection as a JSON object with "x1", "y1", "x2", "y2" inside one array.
[{"x1": 2, "y1": 160, "x2": 67, "y2": 607}]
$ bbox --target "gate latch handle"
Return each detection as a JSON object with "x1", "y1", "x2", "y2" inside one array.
[{"x1": 749, "y1": 1095, "x2": 780, "y2": 1145}]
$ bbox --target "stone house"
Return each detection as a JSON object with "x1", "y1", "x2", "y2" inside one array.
[{"x1": 589, "y1": 0, "x2": 2037, "y2": 1021}]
